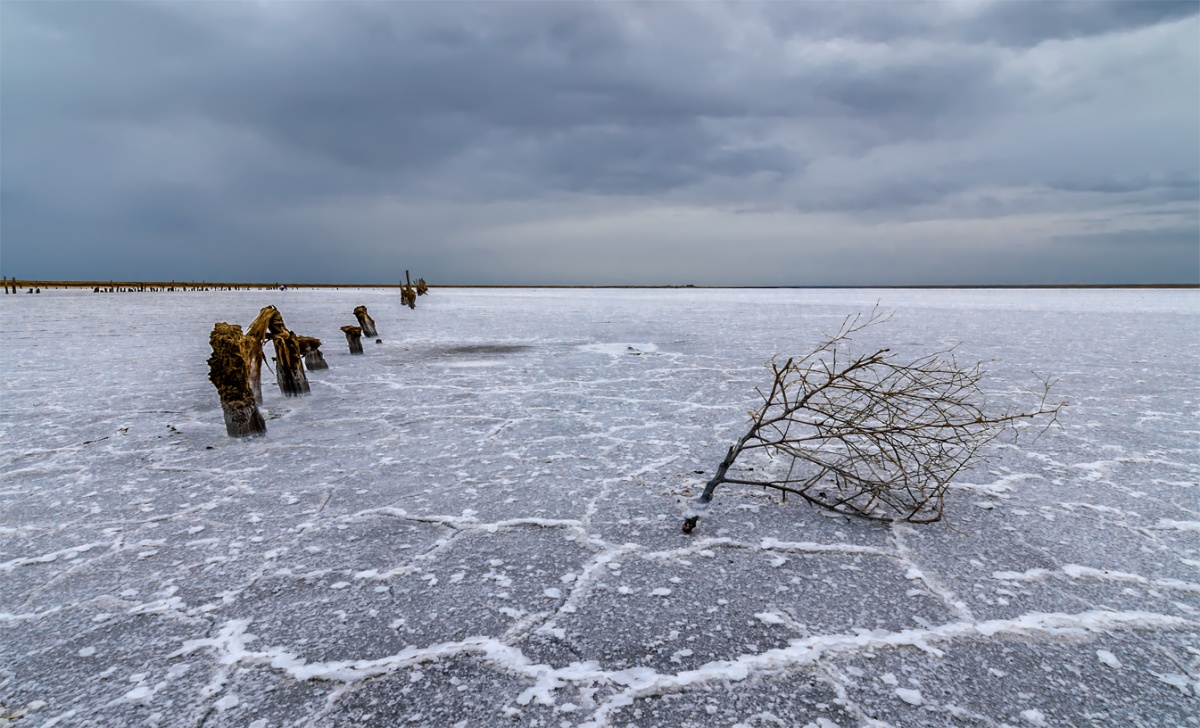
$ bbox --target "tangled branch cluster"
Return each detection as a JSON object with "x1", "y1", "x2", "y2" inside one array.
[{"x1": 685, "y1": 307, "x2": 1064, "y2": 531}]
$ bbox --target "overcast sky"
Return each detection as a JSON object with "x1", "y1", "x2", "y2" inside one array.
[{"x1": 2, "y1": 1, "x2": 1197, "y2": 285}]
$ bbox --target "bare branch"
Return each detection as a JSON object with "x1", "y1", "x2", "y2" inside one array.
[{"x1": 684, "y1": 308, "x2": 1066, "y2": 532}]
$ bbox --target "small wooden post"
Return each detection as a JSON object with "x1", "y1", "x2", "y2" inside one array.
[
  {"x1": 297, "y1": 335, "x2": 329, "y2": 370},
  {"x1": 416, "y1": 278, "x2": 429, "y2": 296},
  {"x1": 341, "y1": 325, "x2": 364, "y2": 354},
  {"x1": 353, "y1": 305, "x2": 378, "y2": 337},
  {"x1": 208, "y1": 323, "x2": 267, "y2": 437},
  {"x1": 400, "y1": 272, "x2": 417, "y2": 309}
]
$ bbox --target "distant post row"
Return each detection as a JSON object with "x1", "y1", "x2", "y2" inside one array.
[
  {"x1": 206, "y1": 278, "x2": 429, "y2": 438},
  {"x1": 0, "y1": 278, "x2": 433, "y2": 294}
]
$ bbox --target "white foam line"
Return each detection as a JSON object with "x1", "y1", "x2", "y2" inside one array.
[
  {"x1": 951, "y1": 472, "x2": 1043, "y2": 496},
  {"x1": 992, "y1": 565, "x2": 1200, "y2": 594},
  {"x1": 635, "y1": 536, "x2": 890, "y2": 567},
  {"x1": 1062, "y1": 564, "x2": 1200, "y2": 593},
  {"x1": 1156, "y1": 519, "x2": 1200, "y2": 533},
  {"x1": 176, "y1": 609, "x2": 1194, "y2": 728},
  {"x1": 1070, "y1": 457, "x2": 1198, "y2": 483},
  {"x1": 758, "y1": 537, "x2": 892, "y2": 557},
  {"x1": 0, "y1": 542, "x2": 106, "y2": 572},
  {"x1": 173, "y1": 619, "x2": 591, "y2": 707},
  {"x1": 992, "y1": 568, "x2": 1054, "y2": 582},
  {"x1": 0, "y1": 606, "x2": 62, "y2": 623},
  {"x1": 353, "y1": 533, "x2": 462, "y2": 582},
  {"x1": 556, "y1": 543, "x2": 643, "y2": 616},
  {"x1": 1057, "y1": 502, "x2": 1131, "y2": 516},
  {"x1": 637, "y1": 537, "x2": 736, "y2": 562},
  {"x1": 39, "y1": 709, "x2": 78, "y2": 727},
  {"x1": 345, "y1": 507, "x2": 584, "y2": 534},
  {"x1": 892, "y1": 524, "x2": 973, "y2": 621},
  {"x1": 627, "y1": 455, "x2": 680, "y2": 479},
  {"x1": 1062, "y1": 564, "x2": 1149, "y2": 584},
  {"x1": 579, "y1": 609, "x2": 1196, "y2": 727}
]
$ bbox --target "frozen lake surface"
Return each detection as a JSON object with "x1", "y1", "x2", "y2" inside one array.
[{"x1": 2, "y1": 287, "x2": 1198, "y2": 727}]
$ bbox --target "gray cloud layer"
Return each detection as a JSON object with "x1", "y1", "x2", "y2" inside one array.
[{"x1": 2, "y1": 1, "x2": 1197, "y2": 284}]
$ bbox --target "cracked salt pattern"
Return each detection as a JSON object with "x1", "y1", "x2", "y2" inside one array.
[{"x1": 2, "y1": 287, "x2": 1198, "y2": 727}]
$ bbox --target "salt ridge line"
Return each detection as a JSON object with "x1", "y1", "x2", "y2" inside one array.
[
  {"x1": 890, "y1": 524, "x2": 974, "y2": 621},
  {"x1": 173, "y1": 609, "x2": 1195, "y2": 723},
  {"x1": 992, "y1": 564, "x2": 1200, "y2": 593},
  {"x1": 577, "y1": 609, "x2": 1199, "y2": 728},
  {"x1": 0, "y1": 541, "x2": 107, "y2": 573},
  {"x1": 949, "y1": 472, "x2": 1044, "y2": 496},
  {"x1": 331, "y1": 508, "x2": 899, "y2": 564},
  {"x1": 339, "y1": 506, "x2": 587, "y2": 535}
]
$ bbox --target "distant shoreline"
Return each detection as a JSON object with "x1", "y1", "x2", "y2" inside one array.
[{"x1": 3, "y1": 281, "x2": 1197, "y2": 290}]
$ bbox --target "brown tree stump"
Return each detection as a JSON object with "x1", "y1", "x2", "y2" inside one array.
[
  {"x1": 245, "y1": 306, "x2": 285, "y2": 404},
  {"x1": 341, "y1": 325, "x2": 364, "y2": 354},
  {"x1": 304, "y1": 349, "x2": 329, "y2": 369},
  {"x1": 207, "y1": 323, "x2": 267, "y2": 437},
  {"x1": 416, "y1": 278, "x2": 429, "y2": 296},
  {"x1": 353, "y1": 305, "x2": 378, "y2": 337},
  {"x1": 297, "y1": 335, "x2": 328, "y2": 370},
  {"x1": 402, "y1": 270, "x2": 417, "y2": 309},
  {"x1": 270, "y1": 330, "x2": 310, "y2": 397},
  {"x1": 245, "y1": 305, "x2": 314, "y2": 399}
]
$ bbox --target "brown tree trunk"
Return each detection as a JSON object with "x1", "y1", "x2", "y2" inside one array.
[
  {"x1": 297, "y1": 335, "x2": 328, "y2": 370},
  {"x1": 207, "y1": 322, "x2": 267, "y2": 437},
  {"x1": 271, "y1": 331, "x2": 310, "y2": 397},
  {"x1": 304, "y1": 350, "x2": 329, "y2": 370},
  {"x1": 353, "y1": 306, "x2": 378, "y2": 337},
  {"x1": 221, "y1": 401, "x2": 267, "y2": 438},
  {"x1": 341, "y1": 325, "x2": 364, "y2": 354}
]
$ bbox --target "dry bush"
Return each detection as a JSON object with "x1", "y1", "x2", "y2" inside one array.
[{"x1": 683, "y1": 307, "x2": 1064, "y2": 533}]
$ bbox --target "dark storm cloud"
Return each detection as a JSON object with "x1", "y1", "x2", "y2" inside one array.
[
  {"x1": 1, "y1": 0, "x2": 1196, "y2": 284},
  {"x1": 762, "y1": 0, "x2": 1198, "y2": 47},
  {"x1": 963, "y1": 0, "x2": 1200, "y2": 47}
]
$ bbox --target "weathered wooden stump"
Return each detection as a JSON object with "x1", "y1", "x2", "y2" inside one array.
[
  {"x1": 416, "y1": 278, "x2": 429, "y2": 296},
  {"x1": 353, "y1": 305, "x2": 378, "y2": 337},
  {"x1": 207, "y1": 323, "x2": 267, "y2": 438},
  {"x1": 297, "y1": 335, "x2": 329, "y2": 370},
  {"x1": 271, "y1": 330, "x2": 310, "y2": 397},
  {"x1": 245, "y1": 306, "x2": 283, "y2": 403},
  {"x1": 341, "y1": 325, "x2": 364, "y2": 354},
  {"x1": 245, "y1": 304, "x2": 311, "y2": 399},
  {"x1": 401, "y1": 270, "x2": 418, "y2": 309}
]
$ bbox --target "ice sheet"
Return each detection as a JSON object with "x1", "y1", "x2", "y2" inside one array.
[{"x1": 1, "y1": 287, "x2": 1197, "y2": 726}]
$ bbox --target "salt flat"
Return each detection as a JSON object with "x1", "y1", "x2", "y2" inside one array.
[{"x1": 1, "y1": 287, "x2": 1197, "y2": 727}]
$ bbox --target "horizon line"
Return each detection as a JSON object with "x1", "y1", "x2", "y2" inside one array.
[{"x1": 3, "y1": 280, "x2": 1198, "y2": 290}]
